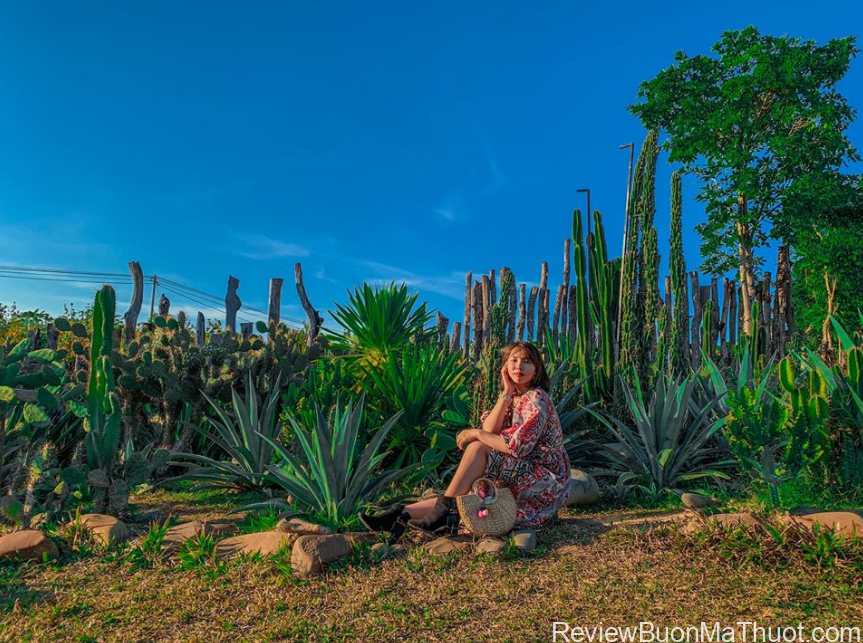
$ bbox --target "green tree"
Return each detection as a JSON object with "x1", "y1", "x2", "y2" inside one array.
[
  {"x1": 629, "y1": 26, "x2": 859, "y2": 336},
  {"x1": 790, "y1": 174, "x2": 863, "y2": 348}
]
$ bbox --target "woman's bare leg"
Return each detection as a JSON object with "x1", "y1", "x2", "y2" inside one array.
[
  {"x1": 404, "y1": 441, "x2": 490, "y2": 519},
  {"x1": 403, "y1": 497, "x2": 437, "y2": 520},
  {"x1": 445, "y1": 441, "x2": 490, "y2": 497}
]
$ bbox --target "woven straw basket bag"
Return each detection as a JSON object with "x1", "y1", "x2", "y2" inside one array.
[{"x1": 456, "y1": 477, "x2": 517, "y2": 537}]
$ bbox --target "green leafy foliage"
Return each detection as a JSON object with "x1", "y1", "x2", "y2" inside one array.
[
  {"x1": 325, "y1": 282, "x2": 432, "y2": 367},
  {"x1": 359, "y1": 342, "x2": 468, "y2": 468},
  {"x1": 256, "y1": 395, "x2": 420, "y2": 526},
  {"x1": 591, "y1": 373, "x2": 735, "y2": 496},
  {"x1": 630, "y1": 27, "x2": 860, "y2": 280},
  {"x1": 724, "y1": 356, "x2": 830, "y2": 507},
  {"x1": 166, "y1": 372, "x2": 283, "y2": 491}
]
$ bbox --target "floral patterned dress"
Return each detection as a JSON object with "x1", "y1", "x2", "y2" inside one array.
[{"x1": 479, "y1": 387, "x2": 571, "y2": 528}]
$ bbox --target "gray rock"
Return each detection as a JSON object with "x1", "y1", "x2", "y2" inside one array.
[
  {"x1": 422, "y1": 536, "x2": 473, "y2": 555},
  {"x1": 276, "y1": 517, "x2": 333, "y2": 536},
  {"x1": 681, "y1": 492, "x2": 715, "y2": 509},
  {"x1": 0, "y1": 530, "x2": 59, "y2": 561},
  {"x1": 510, "y1": 529, "x2": 537, "y2": 553},
  {"x1": 566, "y1": 469, "x2": 600, "y2": 506},
  {"x1": 791, "y1": 511, "x2": 863, "y2": 537},
  {"x1": 290, "y1": 533, "x2": 372, "y2": 577},
  {"x1": 475, "y1": 537, "x2": 507, "y2": 556},
  {"x1": 75, "y1": 514, "x2": 130, "y2": 547},
  {"x1": 216, "y1": 531, "x2": 296, "y2": 560}
]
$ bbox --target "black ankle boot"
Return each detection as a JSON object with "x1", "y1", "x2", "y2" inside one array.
[
  {"x1": 407, "y1": 495, "x2": 458, "y2": 535},
  {"x1": 358, "y1": 503, "x2": 408, "y2": 533}
]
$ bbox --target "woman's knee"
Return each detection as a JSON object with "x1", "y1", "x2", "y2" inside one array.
[{"x1": 465, "y1": 441, "x2": 490, "y2": 457}]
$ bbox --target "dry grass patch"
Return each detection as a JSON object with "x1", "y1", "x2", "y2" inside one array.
[{"x1": 2, "y1": 502, "x2": 862, "y2": 643}]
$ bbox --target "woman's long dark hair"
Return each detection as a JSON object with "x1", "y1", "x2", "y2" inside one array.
[{"x1": 500, "y1": 342, "x2": 551, "y2": 393}]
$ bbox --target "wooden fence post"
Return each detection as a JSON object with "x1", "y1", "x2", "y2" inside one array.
[
  {"x1": 517, "y1": 284, "x2": 526, "y2": 342},
  {"x1": 463, "y1": 272, "x2": 472, "y2": 360},
  {"x1": 196, "y1": 312, "x2": 206, "y2": 347},
  {"x1": 158, "y1": 294, "x2": 170, "y2": 316},
  {"x1": 225, "y1": 276, "x2": 241, "y2": 336},
  {"x1": 124, "y1": 261, "x2": 144, "y2": 346},
  {"x1": 295, "y1": 263, "x2": 323, "y2": 348},
  {"x1": 268, "y1": 278, "x2": 283, "y2": 330}
]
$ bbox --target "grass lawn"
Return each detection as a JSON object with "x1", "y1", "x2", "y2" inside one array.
[{"x1": 1, "y1": 486, "x2": 861, "y2": 643}]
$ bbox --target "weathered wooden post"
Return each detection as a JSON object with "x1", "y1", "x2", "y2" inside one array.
[
  {"x1": 472, "y1": 282, "x2": 483, "y2": 361},
  {"x1": 45, "y1": 323, "x2": 58, "y2": 350},
  {"x1": 268, "y1": 278, "x2": 283, "y2": 330},
  {"x1": 689, "y1": 271, "x2": 702, "y2": 369},
  {"x1": 450, "y1": 321, "x2": 461, "y2": 354},
  {"x1": 196, "y1": 312, "x2": 206, "y2": 347},
  {"x1": 158, "y1": 294, "x2": 170, "y2": 316},
  {"x1": 541, "y1": 289, "x2": 550, "y2": 348},
  {"x1": 241, "y1": 322, "x2": 253, "y2": 342},
  {"x1": 516, "y1": 284, "x2": 526, "y2": 342},
  {"x1": 225, "y1": 276, "x2": 241, "y2": 336},
  {"x1": 436, "y1": 312, "x2": 449, "y2": 349},
  {"x1": 552, "y1": 285, "x2": 565, "y2": 345},
  {"x1": 538, "y1": 262, "x2": 548, "y2": 343},
  {"x1": 124, "y1": 261, "x2": 144, "y2": 346},
  {"x1": 463, "y1": 272, "x2": 472, "y2": 359},
  {"x1": 527, "y1": 287, "x2": 538, "y2": 342},
  {"x1": 295, "y1": 263, "x2": 323, "y2": 348},
  {"x1": 481, "y1": 276, "x2": 492, "y2": 346}
]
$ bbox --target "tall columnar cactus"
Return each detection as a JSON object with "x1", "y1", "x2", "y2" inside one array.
[
  {"x1": 84, "y1": 285, "x2": 125, "y2": 515},
  {"x1": 668, "y1": 170, "x2": 689, "y2": 376},
  {"x1": 641, "y1": 224, "x2": 661, "y2": 384},
  {"x1": 619, "y1": 132, "x2": 652, "y2": 383},
  {"x1": 590, "y1": 210, "x2": 615, "y2": 397},
  {"x1": 635, "y1": 131, "x2": 660, "y2": 388},
  {"x1": 572, "y1": 209, "x2": 594, "y2": 399}
]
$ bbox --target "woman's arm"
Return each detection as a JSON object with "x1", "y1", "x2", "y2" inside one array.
[
  {"x1": 480, "y1": 393, "x2": 511, "y2": 435},
  {"x1": 474, "y1": 428, "x2": 512, "y2": 455}
]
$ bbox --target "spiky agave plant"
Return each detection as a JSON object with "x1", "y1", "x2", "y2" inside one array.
[
  {"x1": 591, "y1": 371, "x2": 735, "y2": 497},
  {"x1": 358, "y1": 342, "x2": 468, "y2": 468},
  {"x1": 164, "y1": 372, "x2": 282, "y2": 491},
  {"x1": 252, "y1": 395, "x2": 420, "y2": 526},
  {"x1": 325, "y1": 282, "x2": 433, "y2": 368}
]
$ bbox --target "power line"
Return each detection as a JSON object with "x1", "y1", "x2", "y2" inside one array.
[
  {"x1": 1, "y1": 262, "x2": 307, "y2": 330},
  {"x1": 158, "y1": 276, "x2": 306, "y2": 327},
  {"x1": 158, "y1": 283, "x2": 260, "y2": 326},
  {"x1": 0, "y1": 265, "x2": 145, "y2": 279},
  {"x1": 0, "y1": 272, "x2": 134, "y2": 285}
]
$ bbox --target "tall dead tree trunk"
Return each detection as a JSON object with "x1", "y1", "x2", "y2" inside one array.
[
  {"x1": 295, "y1": 263, "x2": 323, "y2": 348},
  {"x1": 124, "y1": 261, "x2": 144, "y2": 346}
]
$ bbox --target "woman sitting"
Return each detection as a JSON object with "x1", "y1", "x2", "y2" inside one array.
[{"x1": 360, "y1": 341, "x2": 571, "y2": 540}]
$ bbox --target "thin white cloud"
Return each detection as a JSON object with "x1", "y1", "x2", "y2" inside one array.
[
  {"x1": 359, "y1": 260, "x2": 469, "y2": 301},
  {"x1": 237, "y1": 234, "x2": 310, "y2": 260},
  {"x1": 433, "y1": 128, "x2": 506, "y2": 221}
]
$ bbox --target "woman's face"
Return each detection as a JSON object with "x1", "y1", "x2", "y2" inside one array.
[{"x1": 506, "y1": 347, "x2": 537, "y2": 389}]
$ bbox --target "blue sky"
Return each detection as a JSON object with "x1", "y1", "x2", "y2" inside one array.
[{"x1": 1, "y1": 1, "x2": 861, "y2": 330}]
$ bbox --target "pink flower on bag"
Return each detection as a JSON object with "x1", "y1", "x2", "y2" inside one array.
[{"x1": 477, "y1": 509, "x2": 489, "y2": 518}]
